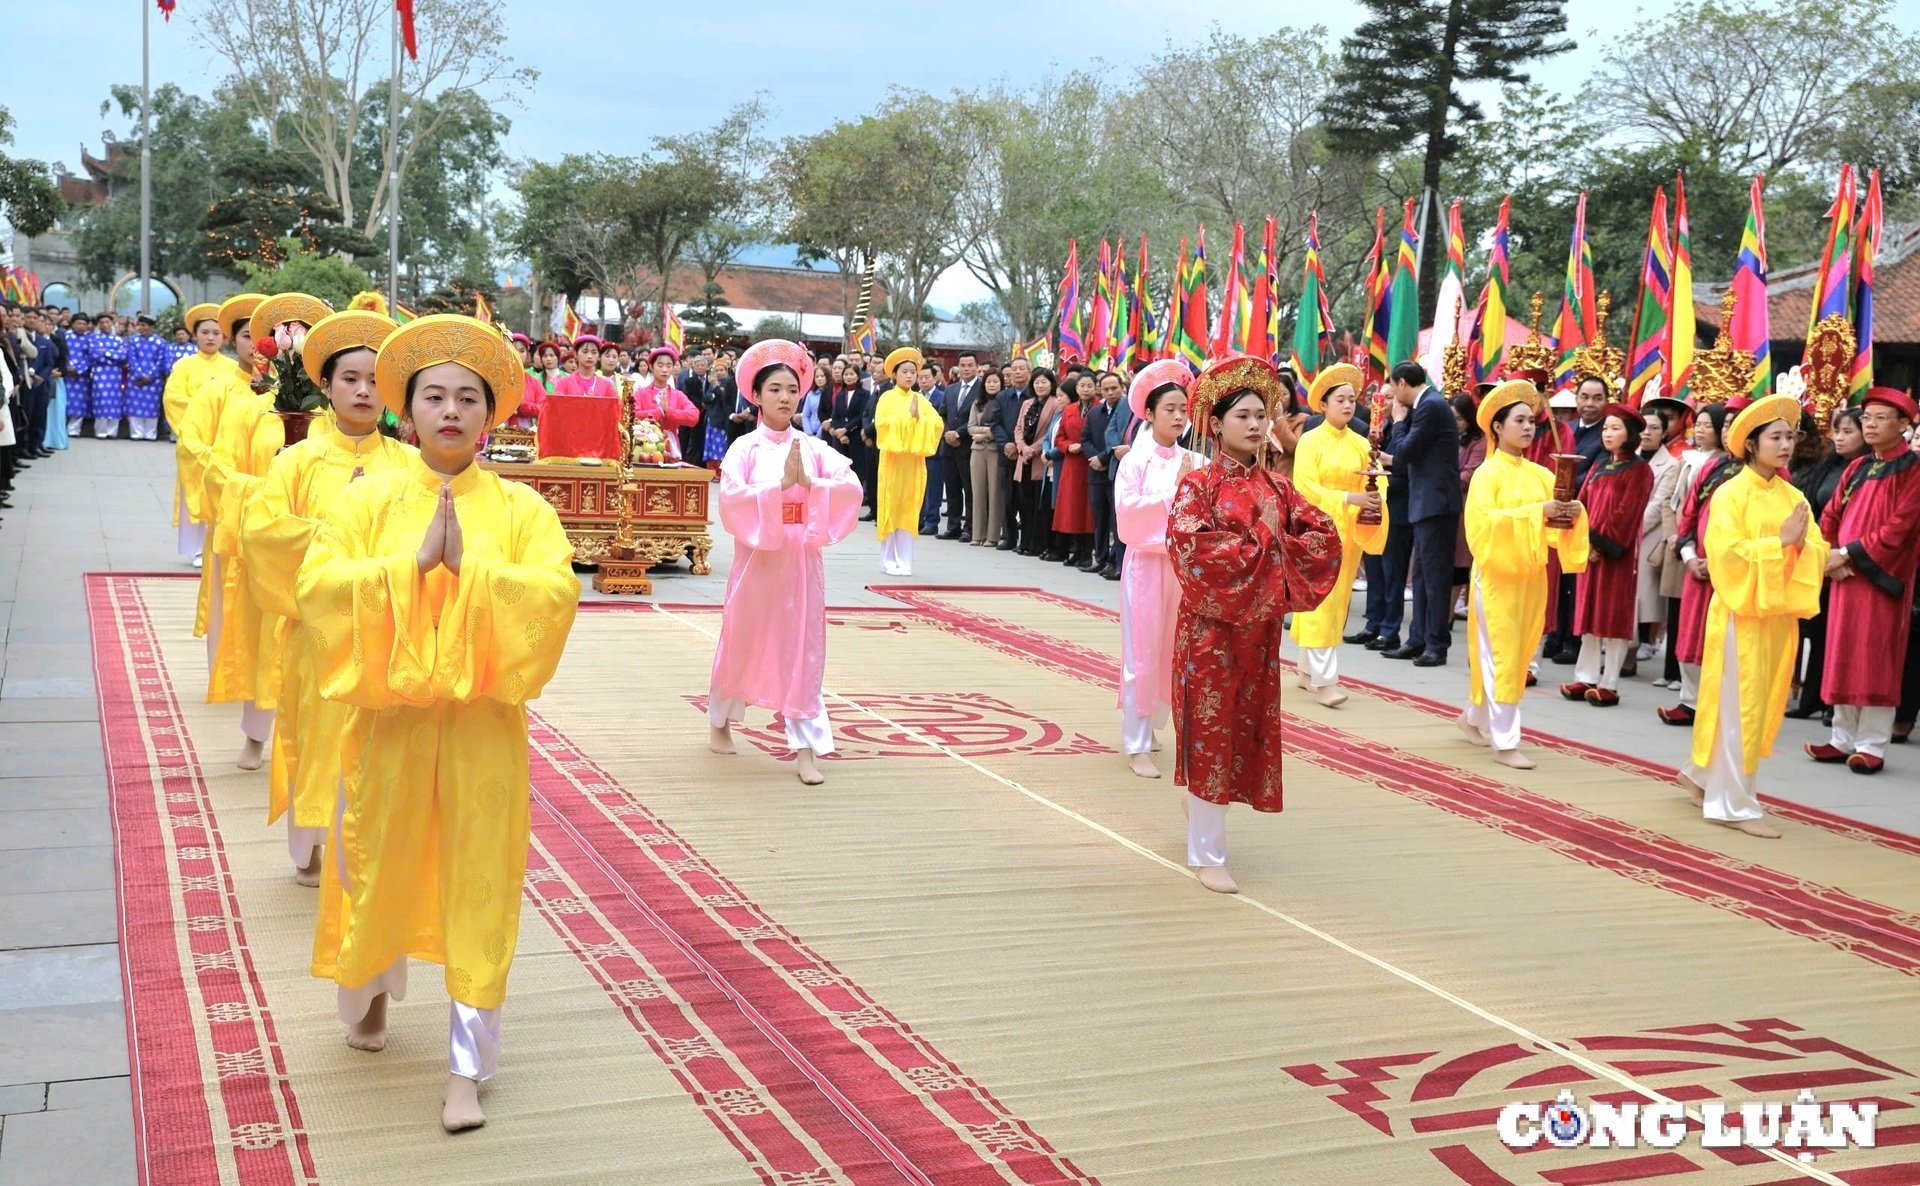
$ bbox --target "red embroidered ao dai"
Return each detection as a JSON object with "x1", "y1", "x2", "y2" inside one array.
[
  {"x1": 1167, "y1": 456, "x2": 1341, "y2": 811},
  {"x1": 1571, "y1": 454, "x2": 1654, "y2": 638}
]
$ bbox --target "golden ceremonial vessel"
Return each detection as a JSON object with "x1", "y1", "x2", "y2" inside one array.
[
  {"x1": 1570, "y1": 292, "x2": 1624, "y2": 390},
  {"x1": 1546, "y1": 453, "x2": 1582, "y2": 527},
  {"x1": 1800, "y1": 312, "x2": 1856, "y2": 436},
  {"x1": 1358, "y1": 390, "x2": 1387, "y2": 526}
]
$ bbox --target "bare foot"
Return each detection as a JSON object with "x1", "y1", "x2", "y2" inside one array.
[
  {"x1": 1492, "y1": 748, "x2": 1537, "y2": 770},
  {"x1": 1128, "y1": 753, "x2": 1161, "y2": 779},
  {"x1": 442, "y1": 1073, "x2": 486, "y2": 1133},
  {"x1": 1455, "y1": 712, "x2": 1489, "y2": 747},
  {"x1": 708, "y1": 725, "x2": 736, "y2": 755},
  {"x1": 1312, "y1": 685, "x2": 1348, "y2": 709},
  {"x1": 1151, "y1": 736, "x2": 1162, "y2": 753},
  {"x1": 1195, "y1": 866, "x2": 1239, "y2": 894},
  {"x1": 1722, "y1": 818, "x2": 1782, "y2": 839},
  {"x1": 237, "y1": 738, "x2": 265, "y2": 771},
  {"x1": 795, "y1": 749, "x2": 825, "y2": 786},
  {"x1": 1295, "y1": 676, "x2": 1314, "y2": 692},
  {"x1": 345, "y1": 993, "x2": 387, "y2": 1053},
  {"x1": 1678, "y1": 771, "x2": 1705, "y2": 807},
  {"x1": 294, "y1": 846, "x2": 322, "y2": 888}
]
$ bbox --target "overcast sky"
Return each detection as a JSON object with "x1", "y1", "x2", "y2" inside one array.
[{"x1": 5, "y1": 0, "x2": 1674, "y2": 310}]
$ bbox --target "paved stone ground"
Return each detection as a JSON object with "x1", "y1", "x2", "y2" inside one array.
[{"x1": 3, "y1": 439, "x2": 1915, "y2": 1183}]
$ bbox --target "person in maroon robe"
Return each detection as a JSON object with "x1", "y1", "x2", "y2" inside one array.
[
  {"x1": 1169, "y1": 357, "x2": 1341, "y2": 895},
  {"x1": 1659, "y1": 400, "x2": 1742, "y2": 726},
  {"x1": 1805, "y1": 387, "x2": 1920, "y2": 773},
  {"x1": 1562, "y1": 403, "x2": 1655, "y2": 706}
]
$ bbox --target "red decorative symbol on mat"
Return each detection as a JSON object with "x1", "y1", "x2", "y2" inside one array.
[
  {"x1": 1285, "y1": 1018, "x2": 1920, "y2": 1183},
  {"x1": 686, "y1": 692, "x2": 1111, "y2": 761}
]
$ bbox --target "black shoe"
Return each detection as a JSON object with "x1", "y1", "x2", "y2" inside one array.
[
  {"x1": 1077, "y1": 560, "x2": 1100, "y2": 572},
  {"x1": 1384, "y1": 644, "x2": 1422, "y2": 660},
  {"x1": 1061, "y1": 554, "x2": 1081, "y2": 565},
  {"x1": 1344, "y1": 630, "x2": 1378, "y2": 646},
  {"x1": 997, "y1": 542, "x2": 1016, "y2": 551},
  {"x1": 937, "y1": 530, "x2": 963, "y2": 541},
  {"x1": 919, "y1": 525, "x2": 936, "y2": 536},
  {"x1": 1039, "y1": 550, "x2": 1065, "y2": 562},
  {"x1": 1550, "y1": 647, "x2": 1579, "y2": 665},
  {"x1": 1783, "y1": 703, "x2": 1826, "y2": 720},
  {"x1": 1366, "y1": 634, "x2": 1400, "y2": 652},
  {"x1": 1412, "y1": 651, "x2": 1447, "y2": 668},
  {"x1": 1102, "y1": 567, "x2": 1121, "y2": 580}
]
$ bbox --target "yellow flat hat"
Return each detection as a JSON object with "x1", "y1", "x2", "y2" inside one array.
[
  {"x1": 184, "y1": 302, "x2": 222, "y2": 332},
  {"x1": 1726, "y1": 393, "x2": 1802, "y2": 458},
  {"x1": 1307, "y1": 362, "x2": 1363, "y2": 415},
  {"x1": 374, "y1": 314, "x2": 527, "y2": 428},
  {"x1": 883, "y1": 347, "x2": 924, "y2": 378},
  {"x1": 217, "y1": 293, "x2": 266, "y2": 341},
  {"x1": 249, "y1": 292, "x2": 332, "y2": 343},
  {"x1": 301, "y1": 310, "x2": 399, "y2": 387},
  {"x1": 1477, "y1": 378, "x2": 1538, "y2": 439}
]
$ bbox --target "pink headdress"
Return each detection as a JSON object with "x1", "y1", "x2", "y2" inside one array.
[
  {"x1": 736, "y1": 339, "x2": 815, "y2": 407},
  {"x1": 645, "y1": 344, "x2": 681, "y2": 365},
  {"x1": 1128, "y1": 358, "x2": 1194, "y2": 423},
  {"x1": 572, "y1": 333, "x2": 605, "y2": 350}
]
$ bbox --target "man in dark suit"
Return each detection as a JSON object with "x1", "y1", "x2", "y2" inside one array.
[
  {"x1": 918, "y1": 365, "x2": 948, "y2": 534},
  {"x1": 1379, "y1": 361, "x2": 1463, "y2": 666},
  {"x1": 938, "y1": 352, "x2": 981, "y2": 539},
  {"x1": 990, "y1": 357, "x2": 1030, "y2": 550},
  {"x1": 679, "y1": 353, "x2": 711, "y2": 464},
  {"x1": 1082, "y1": 371, "x2": 1122, "y2": 573},
  {"x1": 1355, "y1": 397, "x2": 1411, "y2": 652}
]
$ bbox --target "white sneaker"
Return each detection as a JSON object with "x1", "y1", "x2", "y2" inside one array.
[
  {"x1": 1636, "y1": 643, "x2": 1657, "y2": 661},
  {"x1": 191, "y1": 553, "x2": 203, "y2": 569}
]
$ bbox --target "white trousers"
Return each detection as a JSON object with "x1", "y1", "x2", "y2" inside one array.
[
  {"x1": 1686, "y1": 622, "x2": 1763, "y2": 822},
  {"x1": 879, "y1": 530, "x2": 914, "y2": 575},
  {"x1": 709, "y1": 697, "x2": 835, "y2": 755},
  {"x1": 286, "y1": 818, "x2": 323, "y2": 867},
  {"x1": 68, "y1": 417, "x2": 85, "y2": 436},
  {"x1": 1832, "y1": 704, "x2": 1895, "y2": 760},
  {"x1": 1466, "y1": 577, "x2": 1523, "y2": 751},
  {"x1": 1574, "y1": 636, "x2": 1630, "y2": 691},
  {"x1": 177, "y1": 486, "x2": 205, "y2": 560},
  {"x1": 94, "y1": 418, "x2": 125, "y2": 439},
  {"x1": 1186, "y1": 793, "x2": 1227, "y2": 867},
  {"x1": 1678, "y1": 662, "x2": 1701, "y2": 709},
  {"x1": 132, "y1": 416, "x2": 158, "y2": 441},
  {"x1": 1301, "y1": 645, "x2": 1338, "y2": 689},
  {"x1": 1121, "y1": 703, "x2": 1168, "y2": 756}
]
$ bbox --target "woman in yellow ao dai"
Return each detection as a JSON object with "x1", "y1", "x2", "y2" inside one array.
[
  {"x1": 239, "y1": 310, "x2": 412, "y2": 883},
  {"x1": 872, "y1": 347, "x2": 943, "y2": 576},
  {"x1": 1459, "y1": 381, "x2": 1590, "y2": 769},
  {"x1": 1682, "y1": 395, "x2": 1828, "y2": 839},
  {"x1": 1288, "y1": 364, "x2": 1387, "y2": 707},
  {"x1": 294, "y1": 315, "x2": 579, "y2": 1133}
]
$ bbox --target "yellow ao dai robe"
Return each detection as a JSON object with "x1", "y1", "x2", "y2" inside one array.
[
  {"x1": 1289, "y1": 422, "x2": 1388, "y2": 650},
  {"x1": 164, "y1": 350, "x2": 242, "y2": 528},
  {"x1": 202, "y1": 385, "x2": 284, "y2": 705},
  {"x1": 1690, "y1": 467, "x2": 1828, "y2": 773},
  {"x1": 240, "y1": 421, "x2": 416, "y2": 829},
  {"x1": 294, "y1": 455, "x2": 579, "y2": 1010},
  {"x1": 1465, "y1": 449, "x2": 1591, "y2": 706},
  {"x1": 873, "y1": 387, "x2": 942, "y2": 538}
]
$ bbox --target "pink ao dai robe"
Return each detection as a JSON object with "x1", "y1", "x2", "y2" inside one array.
[
  {"x1": 1114, "y1": 435, "x2": 1208, "y2": 751},
  {"x1": 709, "y1": 425, "x2": 864, "y2": 741}
]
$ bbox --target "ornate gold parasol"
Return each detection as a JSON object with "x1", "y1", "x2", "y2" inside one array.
[
  {"x1": 1506, "y1": 293, "x2": 1557, "y2": 378},
  {"x1": 1570, "y1": 291, "x2": 1625, "y2": 392},
  {"x1": 1690, "y1": 290, "x2": 1756, "y2": 406},
  {"x1": 1441, "y1": 296, "x2": 1470, "y2": 396}
]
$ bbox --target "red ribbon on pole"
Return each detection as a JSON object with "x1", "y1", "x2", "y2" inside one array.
[{"x1": 397, "y1": 0, "x2": 418, "y2": 59}]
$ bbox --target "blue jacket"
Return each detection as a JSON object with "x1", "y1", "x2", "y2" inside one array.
[{"x1": 1385, "y1": 386, "x2": 1462, "y2": 523}]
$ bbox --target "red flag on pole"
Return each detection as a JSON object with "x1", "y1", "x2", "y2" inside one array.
[
  {"x1": 157, "y1": 0, "x2": 177, "y2": 20},
  {"x1": 398, "y1": 0, "x2": 419, "y2": 59}
]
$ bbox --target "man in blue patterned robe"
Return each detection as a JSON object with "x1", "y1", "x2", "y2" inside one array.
[
  {"x1": 126, "y1": 314, "x2": 170, "y2": 440},
  {"x1": 64, "y1": 311, "x2": 95, "y2": 436},
  {"x1": 91, "y1": 312, "x2": 129, "y2": 437}
]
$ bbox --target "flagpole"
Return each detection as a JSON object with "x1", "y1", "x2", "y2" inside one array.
[
  {"x1": 386, "y1": 4, "x2": 401, "y2": 309},
  {"x1": 139, "y1": 0, "x2": 152, "y2": 316}
]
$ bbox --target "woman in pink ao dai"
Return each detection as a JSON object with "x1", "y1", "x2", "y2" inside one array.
[
  {"x1": 1113, "y1": 360, "x2": 1204, "y2": 780},
  {"x1": 708, "y1": 340, "x2": 864, "y2": 785}
]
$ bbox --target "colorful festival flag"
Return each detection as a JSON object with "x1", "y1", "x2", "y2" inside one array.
[
  {"x1": 1165, "y1": 235, "x2": 1187, "y2": 366},
  {"x1": 857, "y1": 316, "x2": 878, "y2": 356},
  {"x1": 1247, "y1": 217, "x2": 1277, "y2": 363},
  {"x1": 1552, "y1": 191, "x2": 1598, "y2": 390},
  {"x1": 1055, "y1": 240, "x2": 1084, "y2": 364},
  {"x1": 1730, "y1": 174, "x2": 1772, "y2": 399},
  {"x1": 398, "y1": 0, "x2": 419, "y2": 60},
  {"x1": 1851, "y1": 168, "x2": 1882, "y2": 402},
  {"x1": 1806, "y1": 164, "x2": 1857, "y2": 340},
  {"x1": 1420, "y1": 200, "x2": 1468, "y2": 387},
  {"x1": 1111, "y1": 246, "x2": 1135, "y2": 373},
  {"x1": 1134, "y1": 236, "x2": 1158, "y2": 362},
  {"x1": 157, "y1": 0, "x2": 176, "y2": 21},
  {"x1": 1667, "y1": 175, "x2": 1696, "y2": 401},
  {"x1": 1384, "y1": 198, "x2": 1420, "y2": 370},
  {"x1": 1290, "y1": 212, "x2": 1335, "y2": 384},
  {"x1": 663, "y1": 303, "x2": 686, "y2": 354},
  {"x1": 1175, "y1": 230, "x2": 1209, "y2": 374},
  {"x1": 1363, "y1": 207, "x2": 1391, "y2": 383},
  {"x1": 1623, "y1": 187, "x2": 1672, "y2": 407},
  {"x1": 1088, "y1": 240, "x2": 1114, "y2": 368},
  {"x1": 1473, "y1": 196, "x2": 1512, "y2": 385},
  {"x1": 1212, "y1": 223, "x2": 1247, "y2": 360}
]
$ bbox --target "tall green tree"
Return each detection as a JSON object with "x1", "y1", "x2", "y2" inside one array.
[
  {"x1": 1322, "y1": 0, "x2": 1573, "y2": 308},
  {"x1": 0, "y1": 106, "x2": 62, "y2": 239}
]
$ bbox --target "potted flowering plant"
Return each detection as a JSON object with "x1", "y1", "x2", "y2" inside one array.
[{"x1": 251, "y1": 321, "x2": 327, "y2": 444}]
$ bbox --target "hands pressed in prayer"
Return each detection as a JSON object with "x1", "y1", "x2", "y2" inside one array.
[
  {"x1": 1177, "y1": 450, "x2": 1197, "y2": 482},
  {"x1": 781, "y1": 439, "x2": 812, "y2": 490},
  {"x1": 443, "y1": 488, "x2": 464, "y2": 574},
  {"x1": 1780, "y1": 503, "x2": 1810, "y2": 549},
  {"x1": 417, "y1": 486, "x2": 464, "y2": 574}
]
